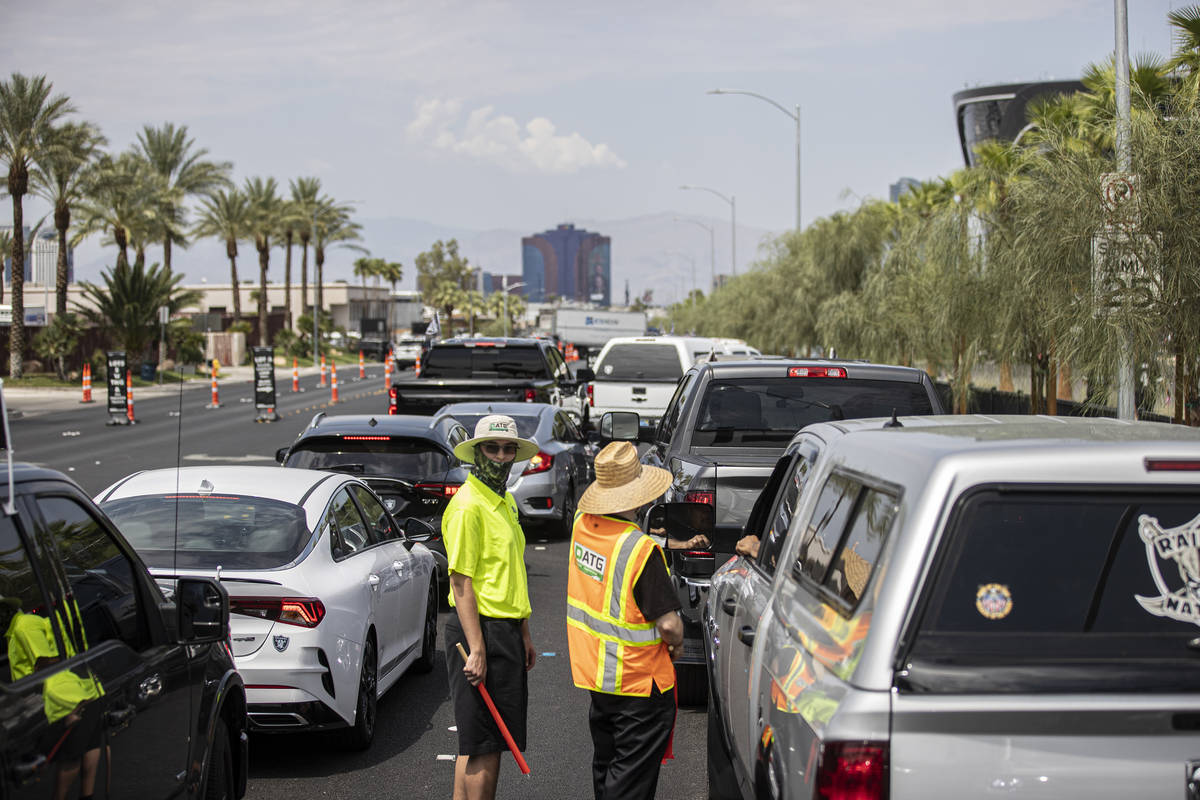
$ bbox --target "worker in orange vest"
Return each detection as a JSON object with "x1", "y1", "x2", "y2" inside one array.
[{"x1": 566, "y1": 441, "x2": 682, "y2": 800}]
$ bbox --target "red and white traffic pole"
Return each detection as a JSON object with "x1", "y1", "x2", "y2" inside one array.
[
  {"x1": 320, "y1": 354, "x2": 327, "y2": 388},
  {"x1": 125, "y1": 371, "x2": 137, "y2": 423},
  {"x1": 292, "y1": 358, "x2": 300, "y2": 392},
  {"x1": 206, "y1": 362, "x2": 222, "y2": 409},
  {"x1": 331, "y1": 363, "x2": 339, "y2": 404},
  {"x1": 385, "y1": 355, "x2": 393, "y2": 392},
  {"x1": 359, "y1": 350, "x2": 365, "y2": 380},
  {"x1": 81, "y1": 363, "x2": 93, "y2": 403}
]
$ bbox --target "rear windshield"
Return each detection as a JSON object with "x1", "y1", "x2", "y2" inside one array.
[
  {"x1": 285, "y1": 437, "x2": 451, "y2": 479},
  {"x1": 447, "y1": 414, "x2": 539, "y2": 440},
  {"x1": 102, "y1": 495, "x2": 311, "y2": 570},
  {"x1": 905, "y1": 489, "x2": 1200, "y2": 691},
  {"x1": 692, "y1": 377, "x2": 935, "y2": 447},
  {"x1": 595, "y1": 344, "x2": 683, "y2": 382},
  {"x1": 421, "y1": 345, "x2": 548, "y2": 379}
]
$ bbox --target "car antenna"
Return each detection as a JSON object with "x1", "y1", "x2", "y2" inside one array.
[
  {"x1": 883, "y1": 409, "x2": 903, "y2": 428},
  {"x1": 0, "y1": 380, "x2": 15, "y2": 515}
]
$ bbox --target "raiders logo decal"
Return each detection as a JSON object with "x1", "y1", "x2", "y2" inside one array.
[{"x1": 1135, "y1": 512, "x2": 1200, "y2": 627}]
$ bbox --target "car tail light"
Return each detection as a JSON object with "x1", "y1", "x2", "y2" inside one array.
[
  {"x1": 231, "y1": 597, "x2": 326, "y2": 628},
  {"x1": 685, "y1": 490, "x2": 715, "y2": 505},
  {"x1": 815, "y1": 742, "x2": 888, "y2": 800},
  {"x1": 587, "y1": 383, "x2": 594, "y2": 407},
  {"x1": 524, "y1": 388, "x2": 536, "y2": 402},
  {"x1": 682, "y1": 550, "x2": 714, "y2": 558},
  {"x1": 416, "y1": 482, "x2": 461, "y2": 499},
  {"x1": 342, "y1": 435, "x2": 390, "y2": 441},
  {"x1": 1145, "y1": 458, "x2": 1200, "y2": 472},
  {"x1": 523, "y1": 452, "x2": 554, "y2": 475},
  {"x1": 789, "y1": 366, "x2": 846, "y2": 378},
  {"x1": 388, "y1": 385, "x2": 399, "y2": 414}
]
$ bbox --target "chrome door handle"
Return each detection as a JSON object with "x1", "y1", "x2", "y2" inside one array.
[
  {"x1": 721, "y1": 597, "x2": 737, "y2": 616},
  {"x1": 393, "y1": 560, "x2": 408, "y2": 576},
  {"x1": 368, "y1": 574, "x2": 381, "y2": 588},
  {"x1": 737, "y1": 625, "x2": 756, "y2": 646},
  {"x1": 138, "y1": 674, "x2": 163, "y2": 700}
]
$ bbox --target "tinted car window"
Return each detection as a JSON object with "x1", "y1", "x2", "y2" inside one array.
[
  {"x1": 286, "y1": 436, "x2": 451, "y2": 479},
  {"x1": 351, "y1": 485, "x2": 399, "y2": 542},
  {"x1": 330, "y1": 488, "x2": 371, "y2": 555},
  {"x1": 824, "y1": 487, "x2": 897, "y2": 608},
  {"x1": 0, "y1": 515, "x2": 58, "y2": 683},
  {"x1": 421, "y1": 345, "x2": 549, "y2": 379},
  {"x1": 692, "y1": 377, "x2": 935, "y2": 447},
  {"x1": 792, "y1": 473, "x2": 860, "y2": 586},
  {"x1": 757, "y1": 443, "x2": 820, "y2": 576},
  {"x1": 103, "y1": 494, "x2": 311, "y2": 570},
  {"x1": 449, "y1": 415, "x2": 540, "y2": 440},
  {"x1": 594, "y1": 344, "x2": 683, "y2": 382},
  {"x1": 655, "y1": 373, "x2": 694, "y2": 444}
]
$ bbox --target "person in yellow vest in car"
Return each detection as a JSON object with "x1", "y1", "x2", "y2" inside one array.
[
  {"x1": 567, "y1": 441, "x2": 683, "y2": 800},
  {"x1": 443, "y1": 415, "x2": 539, "y2": 800}
]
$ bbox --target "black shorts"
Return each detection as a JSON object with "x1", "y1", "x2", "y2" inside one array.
[{"x1": 444, "y1": 614, "x2": 529, "y2": 756}]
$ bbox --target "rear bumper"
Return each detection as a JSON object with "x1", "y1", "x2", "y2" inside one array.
[{"x1": 247, "y1": 698, "x2": 347, "y2": 732}]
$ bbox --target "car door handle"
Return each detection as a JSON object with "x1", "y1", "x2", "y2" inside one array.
[
  {"x1": 368, "y1": 574, "x2": 381, "y2": 588},
  {"x1": 138, "y1": 674, "x2": 163, "y2": 700},
  {"x1": 10, "y1": 753, "x2": 46, "y2": 783},
  {"x1": 737, "y1": 625, "x2": 756, "y2": 646},
  {"x1": 106, "y1": 705, "x2": 135, "y2": 728},
  {"x1": 392, "y1": 560, "x2": 408, "y2": 576},
  {"x1": 721, "y1": 597, "x2": 737, "y2": 616}
]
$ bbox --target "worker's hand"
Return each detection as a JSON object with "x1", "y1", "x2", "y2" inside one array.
[
  {"x1": 464, "y1": 647, "x2": 487, "y2": 686},
  {"x1": 735, "y1": 535, "x2": 761, "y2": 559},
  {"x1": 685, "y1": 534, "x2": 711, "y2": 549},
  {"x1": 523, "y1": 636, "x2": 536, "y2": 671}
]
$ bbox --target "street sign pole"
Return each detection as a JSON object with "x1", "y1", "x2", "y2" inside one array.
[{"x1": 1114, "y1": 0, "x2": 1135, "y2": 420}]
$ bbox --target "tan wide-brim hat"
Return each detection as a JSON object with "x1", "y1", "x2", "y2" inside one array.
[
  {"x1": 454, "y1": 414, "x2": 539, "y2": 462},
  {"x1": 578, "y1": 441, "x2": 672, "y2": 515}
]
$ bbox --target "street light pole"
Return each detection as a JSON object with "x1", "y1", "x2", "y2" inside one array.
[
  {"x1": 680, "y1": 184, "x2": 736, "y2": 278},
  {"x1": 501, "y1": 277, "x2": 527, "y2": 338},
  {"x1": 708, "y1": 89, "x2": 802, "y2": 231},
  {"x1": 1114, "y1": 0, "x2": 1135, "y2": 421},
  {"x1": 674, "y1": 217, "x2": 716, "y2": 293},
  {"x1": 311, "y1": 207, "x2": 319, "y2": 368}
]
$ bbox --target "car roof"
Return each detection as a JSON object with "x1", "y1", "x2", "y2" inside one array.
[
  {"x1": 695, "y1": 359, "x2": 931, "y2": 381},
  {"x1": 6, "y1": 462, "x2": 78, "y2": 487},
  {"x1": 96, "y1": 465, "x2": 349, "y2": 505},
  {"x1": 433, "y1": 401, "x2": 556, "y2": 418},
  {"x1": 434, "y1": 337, "x2": 542, "y2": 346},
  {"x1": 297, "y1": 413, "x2": 458, "y2": 439}
]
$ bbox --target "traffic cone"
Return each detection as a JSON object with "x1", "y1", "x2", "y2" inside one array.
[
  {"x1": 331, "y1": 363, "x2": 339, "y2": 404},
  {"x1": 292, "y1": 358, "x2": 299, "y2": 392},
  {"x1": 81, "y1": 363, "x2": 93, "y2": 403},
  {"x1": 206, "y1": 362, "x2": 222, "y2": 409},
  {"x1": 320, "y1": 355, "x2": 327, "y2": 387},
  {"x1": 125, "y1": 371, "x2": 137, "y2": 423},
  {"x1": 359, "y1": 350, "x2": 365, "y2": 380},
  {"x1": 385, "y1": 355, "x2": 393, "y2": 392},
  {"x1": 414, "y1": 350, "x2": 421, "y2": 378}
]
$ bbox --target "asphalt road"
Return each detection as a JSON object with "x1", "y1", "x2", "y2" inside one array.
[{"x1": 7, "y1": 366, "x2": 713, "y2": 800}]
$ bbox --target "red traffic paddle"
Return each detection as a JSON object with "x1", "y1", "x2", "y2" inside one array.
[{"x1": 455, "y1": 641, "x2": 531, "y2": 775}]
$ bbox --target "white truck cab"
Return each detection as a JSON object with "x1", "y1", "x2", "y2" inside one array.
[{"x1": 587, "y1": 335, "x2": 715, "y2": 428}]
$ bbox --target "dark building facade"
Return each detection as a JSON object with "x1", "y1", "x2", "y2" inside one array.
[
  {"x1": 521, "y1": 223, "x2": 611, "y2": 305},
  {"x1": 953, "y1": 80, "x2": 1084, "y2": 166}
]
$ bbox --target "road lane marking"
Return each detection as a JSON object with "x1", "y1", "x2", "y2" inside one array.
[
  {"x1": 437, "y1": 754, "x2": 456, "y2": 762},
  {"x1": 183, "y1": 454, "x2": 276, "y2": 462}
]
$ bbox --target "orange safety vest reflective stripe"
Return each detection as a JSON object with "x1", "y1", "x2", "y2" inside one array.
[{"x1": 567, "y1": 512, "x2": 676, "y2": 696}]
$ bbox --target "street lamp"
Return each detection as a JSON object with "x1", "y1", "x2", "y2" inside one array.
[
  {"x1": 501, "y1": 278, "x2": 527, "y2": 338},
  {"x1": 674, "y1": 216, "x2": 716, "y2": 293},
  {"x1": 708, "y1": 88, "x2": 802, "y2": 230},
  {"x1": 680, "y1": 184, "x2": 736, "y2": 278}
]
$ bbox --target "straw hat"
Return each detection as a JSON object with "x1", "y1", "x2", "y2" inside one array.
[
  {"x1": 577, "y1": 441, "x2": 672, "y2": 515},
  {"x1": 454, "y1": 414, "x2": 539, "y2": 462}
]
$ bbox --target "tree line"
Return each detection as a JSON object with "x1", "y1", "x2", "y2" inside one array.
[{"x1": 666, "y1": 7, "x2": 1200, "y2": 423}]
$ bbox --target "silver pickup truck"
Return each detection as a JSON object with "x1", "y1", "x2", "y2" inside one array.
[{"x1": 705, "y1": 415, "x2": 1200, "y2": 800}]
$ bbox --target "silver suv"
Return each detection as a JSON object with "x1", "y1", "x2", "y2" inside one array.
[{"x1": 705, "y1": 415, "x2": 1200, "y2": 800}]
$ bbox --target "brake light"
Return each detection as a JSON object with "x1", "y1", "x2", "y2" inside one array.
[
  {"x1": 587, "y1": 383, "x2": 594, "y2": 407},
  {"x1": 342, "y1": 435, "x2": 390, "y2": 441},
  {"x1": 230, "y1": 597, "x2": 326, "y2": 628},
  {"x1": 416, "y1": 483, "x2": 461, "y2": 499},
  {"x1": 683, "y1": 550, "x2": 714, "y2": 558},
  {"x1": 524, "y1": 388, "x2": 536, "y2": 402},
  {"x1": 388, "y1": 385, "x2": 399, "y2": 414},
  {"x1": 1145, "y1": 458, "x2": 1200, "y2": 472},
  {"x1": 789, "y1": 366, "x2": 846, "y2": 378},
  {"x1": 815, "y1": 742, "x2": 888, "y2": 800},
  {"x1": 685, "y1": 490, "x2": 714, "y2": 505},
  {"x1": 523, "y1": 451, "x2": 554, "y2": 475}
]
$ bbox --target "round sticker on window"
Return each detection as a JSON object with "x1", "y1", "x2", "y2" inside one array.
[
  {"x1": 975, "y1": 583, "x2": 1013, "y2": 620},
  {"x1": 603, "y1": 364, "x2": 613, "y2": 374}
]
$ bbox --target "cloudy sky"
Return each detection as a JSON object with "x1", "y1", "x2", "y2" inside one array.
[{"x1": 1, "y1": 0, "x2": 1182, "y2": 290}]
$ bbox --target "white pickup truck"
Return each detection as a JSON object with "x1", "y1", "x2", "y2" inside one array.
[{"x1": 587, "y1": 335, "x2": 715, "y2": 429}]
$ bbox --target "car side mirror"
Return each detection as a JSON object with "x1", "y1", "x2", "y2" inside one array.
[
  {"x1": 177, "y1": 577, "x2": 229, "y2": 644},
  {"x1": 574, "y1": 367, "x2": 595, "y2": 383},
  {"x1": 599, "y1": 411, "x2": 640, "y2": 442},
  {"x1": 275, "y1": 447, "x2": 289, "y2": 465},
  {"x1": 402, "y1": 517, "x2": 437, "y2": 543}
]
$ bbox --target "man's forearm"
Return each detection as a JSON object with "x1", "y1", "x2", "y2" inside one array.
[{"x1": 450, "y1": 573, "x2": 484, "y2": 653}]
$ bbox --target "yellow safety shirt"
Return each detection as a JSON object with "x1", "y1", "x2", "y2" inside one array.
[{"x1": 442, "y1": 473, "x2": 531, "y2": 619}]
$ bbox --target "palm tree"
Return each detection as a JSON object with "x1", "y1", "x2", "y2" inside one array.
[
  {"x1": 290, "y1": 177, "x2": 321, "y2": 318},
  {"x1": 76, "y1": 152, "x2": 160, "y2": 272},
  {"x1": 353, "y1": 256, "x2": 379, "y2": 320},
  {"x1": 244, "y1": 177, "x2": 283, "y2": 346},
  {"x1": 75, "y1": 260, "x2": 201, "y2": 362},
  {"x1": 312, "y1": 199, "x2": 364, "y2": 322},
  {"x1": 0, "y1": 72, "x2": 76, "y2": 378},
  {"x1": 33, "y1": 121, "x2": 105, "y2": 316},
  {"x1": 277, "y1": 198, "x2": 305, "y2": 330},
  {"x1": 193, "y1": 188, "x2": 249, "y2": 321},
  {"x1": 134, "y1": 122, "x2": 232, "y2": 273}
]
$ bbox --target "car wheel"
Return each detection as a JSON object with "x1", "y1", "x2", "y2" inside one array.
[
  {"x1": 675, "y1": 662, "x2": 708, "y2": 707},
  {"x1": 557, "y1": 482, "x2": 577, "y2": 539},
  {"x1": 202, "y1": 720, "x2": 235, "y2": 800},
  {"x1": 413, "y1": 578, "x2": 438, "y2": 674},
  {"x1": 707, "y1": 687, "x2": 741, "y2": 799},
  {"x1": 343, "y1": 636, "x2": 378, "y2": 750}
]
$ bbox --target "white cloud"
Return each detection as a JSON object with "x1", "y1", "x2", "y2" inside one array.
[{"x1": 407, "y1": 99, "x2": 627, "y2": 174}]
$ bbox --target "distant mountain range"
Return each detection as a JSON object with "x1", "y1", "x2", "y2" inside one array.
[{"x1": 71, "y1": 213, "x2": 782, "y2": 306}]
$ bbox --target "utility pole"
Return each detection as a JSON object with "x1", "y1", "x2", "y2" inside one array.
[{"x1": 1115, "y1": 0, "x2": 1135, "y2": 420}]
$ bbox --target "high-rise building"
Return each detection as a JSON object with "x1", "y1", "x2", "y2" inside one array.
[
  {"x1": 521, "y1": 223, "x2": 611, "y2": 305},
  {"x1": 0, "y1": 227, "x2": 72, "y2": 286}
]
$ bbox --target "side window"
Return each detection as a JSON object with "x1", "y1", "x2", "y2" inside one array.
[
  {"x1": 656, "y1": 372, "x2": 695, "y2": 444},
  {"x1": 0, "y1": 515, "x2": 61, "y2": 683},
  {"x1": 447, "y1": 423, "x2": 468, "y2": 450},
  {"x1": 330, "y1": 488, "x2": 372, "y2": 556},
  {"x1": 562, "y1": 414, "x2": 584, "y2": 442},
  {"x1": 552, "y1": 414, "x2": 568, "y2": 442},
  {"x1": 823, "y1": 487, "x2": 897, "y2": 608},
  {"x1": 351, "y1": 485, "x2": 398, "y2": 542},
  {"x1": 756, "y1": 442, "x2": 821, "y2": 576},
  {"x1": 545, "y1": 346, "x2": 568, "y2": 380},
  {"x1": 37, "y1": 495, "x2": 150, "y2": 653},
  {"x1": 791, "y1": 473, "x2": 861, "y2": 586}
]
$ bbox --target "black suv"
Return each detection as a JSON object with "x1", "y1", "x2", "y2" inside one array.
[
  {"x1": 276, "y1": 412, "x2": 470, "y2": 582},
  {"x1": 0, "y1": 463, "x2": 247, "y2": 799}
]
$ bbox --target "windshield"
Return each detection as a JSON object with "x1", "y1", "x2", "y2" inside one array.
[
  {"x1": 421, "y1": 345, "x2": 549, "y2": 379},
  {"x1": 447, "y1": 414, "x2": 540, "y2": 439},
  {"x1": 285, "y1": 437, "x2": 452, "y2": 479},
  {"x1": 102, "y1": 494, "x2": 311, "y2": 570},
  {"x1": 692, "y1": 377, "x2": 935, "y2": 447},
  {"x1": 595, "y1": 344, "x2": 683, "y2": 382}
]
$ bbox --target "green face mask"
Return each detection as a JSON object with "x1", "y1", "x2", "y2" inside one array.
[{"x1": 472, "y1": 446, "x2": 513, "y2": 496}]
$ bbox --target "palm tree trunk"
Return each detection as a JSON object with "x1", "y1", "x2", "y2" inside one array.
[
  {"x1": 284, "y1": 231, "x2": 293, "y2": 330},
  {"x1": 315, "y1": 247, "x2": 325, "y2": 322},
  {"x1": 1047, "y1": 350, "x2": 1058, "y2": 416},
  {"x1": 114, "y1": 226, "x2": 130, "y2": 270},
  {"x1": 258, "y1": 241, "x2": 270, "y2": 347},
  {"x1": 999, "y1": 360, "x2": 1014, "y2": 392},
  {"x1": 10, "y1": 191, "x2": 25, "y2": 378},
  {"x1": 227, "y1": 238, "x2": 242, "y2": 321},
  {"x1": 134, "y1": 245, "x2": 146, "y2": 271},
  {"x1": 55, "y1": 203, "x2": 70, "y2": 317},
  {"x1": 163, "y1": 236, "x2": 172, "y2": 274},
  {"x1": 300, "y1": 239, "x2": 309, "y2": 318},
  {"x1": 1029, "y1": 352, "x2": 1041, "y2": 415}
]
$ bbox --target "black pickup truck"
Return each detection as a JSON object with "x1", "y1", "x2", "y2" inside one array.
[
  {"x1": 606, "y1": 357, "x2": 945, "y2": 704},
  {"x1": 388, "y1": 337, "x2": 594, "y2": 422}
]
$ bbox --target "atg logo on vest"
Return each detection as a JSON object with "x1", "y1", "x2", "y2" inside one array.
[{"x1": 574, "y1": 542, "x2": 607, "y2": 582}]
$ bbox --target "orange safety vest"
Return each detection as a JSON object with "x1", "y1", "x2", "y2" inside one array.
[{"x1": 567, "y1": 512, "x2": 676, "y2": 696}]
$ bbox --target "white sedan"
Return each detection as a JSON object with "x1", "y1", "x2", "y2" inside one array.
[{"x1": 96, "y1": 465, "x2": 438, "y2": 750}]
